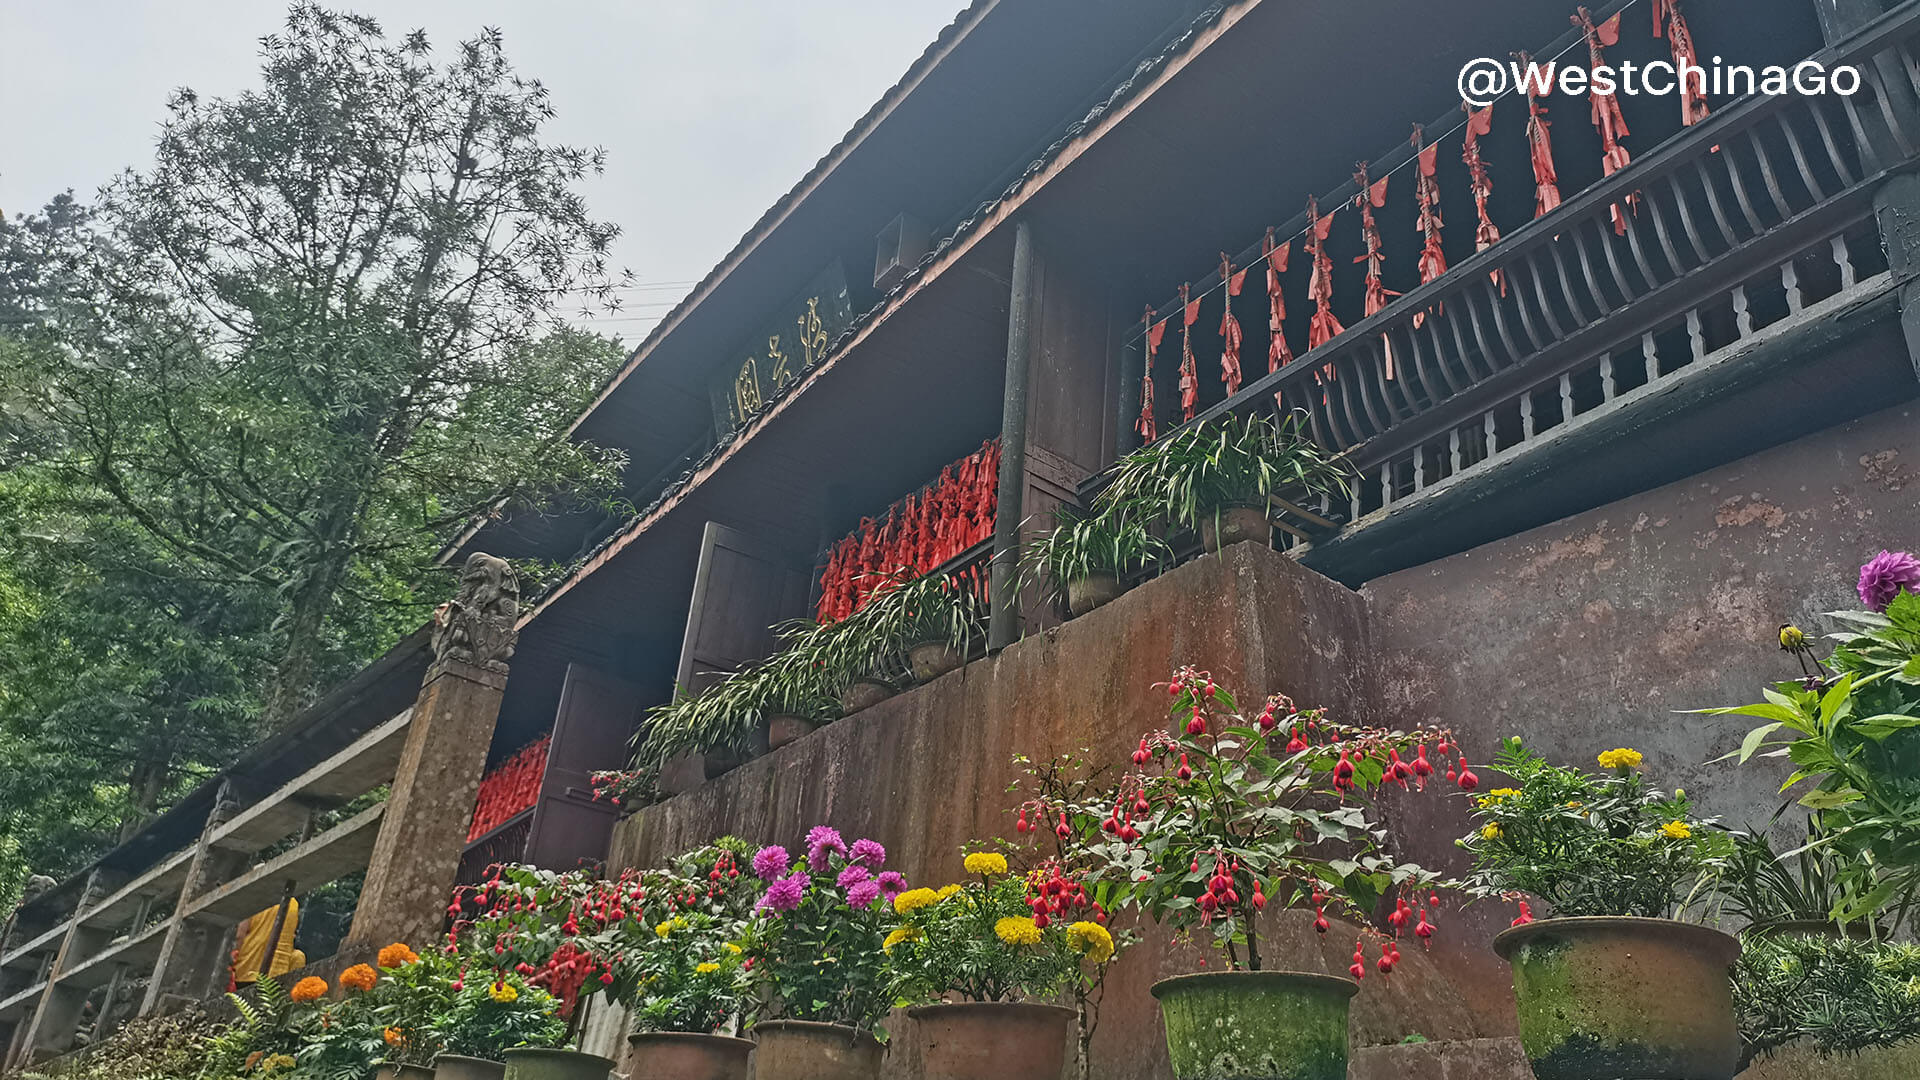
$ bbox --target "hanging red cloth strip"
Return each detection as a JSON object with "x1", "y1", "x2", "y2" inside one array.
[
  {"x1": 1218, "y1": 253, "x2": 1246, "y2": 396},
  {"x1": 1517, "y1": 51, "x2": 1562, "y2": 218},
  {"x1": 1575, "y1": 7, "x2": 1636, "y2": 233},
  {"x1": 1305, "y1": 196, "x2": 1344, "y2": 350},
  {"x1": 1138, "y1": 306, "x2": 1164, "y2": 443},
  {"x1": 1179, "y1": 283, "x2": 1201, "y2": 421},
  {"x1": 1654, "y1": 0, "x2": 1711, "y2": 126},
  {"x1": 1411, "y1": 126, "x2": 1446, "y2": 329},
  {"x1": 1352, "y1": 162, "x2": 1397, "y2": 378},
  {"x1": 1264, "y1": 227, "x2": 1293, "y2": 372},
  {"x1": 1461, "y1": 102, "x2": 1506, "y2": 296}
]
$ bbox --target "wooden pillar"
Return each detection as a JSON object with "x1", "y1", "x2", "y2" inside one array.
[
  {"x1": 346, "y1": 553, "x2": 519, "y2": 951},
  {"x1": 989, "y1": 220, "x2": 1041, "y2": 651}
]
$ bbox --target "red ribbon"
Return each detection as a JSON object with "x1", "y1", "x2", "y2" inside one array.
[
  {"x1": 1264, "y1": 228, "x2": 1293, "y2": 372},
  {"x1": 1139, "y1": 306, "x2": 1164, "y2": 443},
  {"x1": 1654, "y1": 0, "x2": 1711, "y2": 127},
  {"x1": 1461, "y1": 101, "x2": 1506, "y2": 296},
  {"x1": 1179, "y1": 283, "x2": 1201, "y2": 421},
  {"x1": 1219, "y1": 254, "x2": 1246, "y2": 397}
]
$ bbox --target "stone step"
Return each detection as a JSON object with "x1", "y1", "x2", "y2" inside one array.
[{"x1": 1349, "y1": 1037, "x2": 1533, "y2": 1080}]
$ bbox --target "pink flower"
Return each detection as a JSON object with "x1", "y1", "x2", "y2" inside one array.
[
  {"x1": 1858, "y1": 550, "x2": 1920, "y2": 611},
  {"x1": 751, "y1": 845, "x2": 791, "y2": 882},
  {"x1": 758, "y1": 872, "x2": 807, "y2": 914},
  {"x1": 846, "y1": 879, "x2": 882, "y2": 909},
  {"x1": 876, "y1": 871, "x2": 907, "y2": 898},
  {"x1": 836, "y1": 864, "x2": 872, "y2": 889},
  {"x1": 849, "y1": 838, "x2": 887, "y2": 869},
  {"x1": 806, "y1": 826, "x2": 847, "y2": 866}
]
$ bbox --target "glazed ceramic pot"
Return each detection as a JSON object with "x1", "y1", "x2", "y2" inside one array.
[
  {"x1": 1065, "y1": 573, "x2": 1124, "y2": 616},
  {"x1": 433, "y1": 1055, "x2": 507, "y2": 1080},
  {"x1": 625, "y1": 1031, "x2": 753, "y2": 1080},
  {"x1": 1495, "y1": 916, "x2": 1741, "y2": 1080},
  {"x1": 500, "y1": 1047, "x2": 616, "y2": 1080},
  {"x1": 750, "y1": 1019, "x2": 885, "y2": 1080},
  {"x1": 1198, "y1": 506, "x2": 1271, "y2": 553},
  {"x1": 1151, "y1": 971, "x2": 1356, "y2": 1080},
  {"x1": 908, "y1": 641, "x2": 964, "y2": 683},
  {"x1": 907, "y1": 1001, "x2": 1074, "y2": 1080}
]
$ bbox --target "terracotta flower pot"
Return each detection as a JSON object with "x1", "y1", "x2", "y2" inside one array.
[
  {"x1": 374, "y1": 1067, "x2": 436, "y2": 1080},
  {"x1": 1150, "y1": 971, "x2": 1356, "y2": 1080},
  {"x1": 907, "y1": 1001, "x2": 1074, "y2": 1080},
  {"x1": 767, "y1": 713, "x2": 819, "y2": 750},
  {"x1": 1495, "y1": 916, "x2": 1741, "y2": 1080},
  {"x1": 908, "y1": 641, "x2": 965, "y2": 683},
  {"x1": 626, "y1": 1031, "x2": 753, "y2": 1080},
  {"x1": 434, "y1": 1055, "x2": 507, "y2": 1080},
  {"x1": 1199, "y1": 506, "x2": 1271, "y2": 553},
  {"x1": 750, "y1": 1019, "x2": 885, "y2": 1080},
  {"x1": 1065, "y1": 573, "x2": 1123, "y2": 617},
  {"x1": 501, "y1": 1047, "x2": 616, "y2": 1080},
  {"x1": 837, "y1": 679, "x2": 896, "y2": 714}
]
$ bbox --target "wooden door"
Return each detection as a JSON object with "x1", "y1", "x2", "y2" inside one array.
[
  {"x1": 523, "y1": 662, "x2": 641, "y2": 872},
  {"x1": 675, "y1": 522, "x2": 813, "y2": 694}
]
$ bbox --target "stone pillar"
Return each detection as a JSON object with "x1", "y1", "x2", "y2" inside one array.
[{"x1": 345, "y1": 553, "x2": 518, "y2": 951}]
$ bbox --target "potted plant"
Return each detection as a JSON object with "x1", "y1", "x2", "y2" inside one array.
[
  {"x1": 735, "y1": 647, "x2": 839, "y2": 751},
  {"x1": 741, "y1": 827, "x2": 902, "y2": 1080},
  {"x1": 1460, "y1": 739, "x2": 1739, "y2": 1080},
  {"x1": 1023, "y1": 506, "x2": 1170, "y2": 617},
  {"x1": 775, "y1": 598, "x2": 906, "y2": 715},
  {"x1": 1731, "y1": 931, "x2": 1920, "y2": 1073},
  {"x1": 433, "y1": 972, "x2": 570, "y2": 1080},
  {"x1": 887, "y1": 571, "x2": 985, "y2": 684},
  {"x1": 887, "y1": 848, "x2": 1099, "y2": 1080},
  {"x1": 1095, "y1": 412, "x2": 1347, "y2": 554},
  {"x1": 365, "y1": 943, "x2": 453, "y2": 1079},
  {"x1": 1067, "y1": 666, "x2": 1459, "y2": 1080},
  {"x1": 624, "y1": 910, "x2": 756, "y2": 1080}
]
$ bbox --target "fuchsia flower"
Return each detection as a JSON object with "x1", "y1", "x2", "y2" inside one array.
[
  {"x1": 845, "y1": 878, "x2": 882, "y2": 909},
  {"x1": 1858, "y1": 550, "x2": 1920, "y2": 611},
  {"x1": 752, "y1": 845, "x2": 791, "y2": 881},
  {"x1": 806, "y1": 826, "x2": 847, "y2": 866},
  {"x1": 758, "y1": 871, "x2": 808, "y2": 914},
  {"x1": 849, "y1": 838, "x2": 887, "y2": 869}
]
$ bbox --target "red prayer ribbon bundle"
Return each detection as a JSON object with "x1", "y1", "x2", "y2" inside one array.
[
  {"x1": 1218, "y1": 253, "x2": 1246, "y2": 396},
  {"x1": 468, "y1": 736, "x2": 550, "y2": 842}
]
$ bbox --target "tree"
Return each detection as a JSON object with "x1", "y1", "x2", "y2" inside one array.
[{"x1": 0, "y1": 4, "x2": 630, "y2": 732}]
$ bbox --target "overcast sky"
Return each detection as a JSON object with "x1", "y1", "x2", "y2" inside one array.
[{"x1": 0, "y1": 0, "x2": 967, "y2": 343}]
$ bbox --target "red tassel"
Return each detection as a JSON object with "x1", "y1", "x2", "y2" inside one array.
[
  {"x1": 1575, "y1": 8, "x2": 1637, "y2": 233},
  {"x1": 1179, "y1": 283, "x2": 1201, "y2": 422},
  {"x1": 1305, "y1": 196, "x2": 1344, "y2": 350},
  {"x1": 1218, "y1": 254, "x2": 1246, "y2": 396},
  {"x1": 1352, "y1": 163, "x2": 1398, "y2": 378},
  {"x1": 1515, "y1": 51, "x2": 1562, "y2": 218},
  {"x1": 1139, "y1": 306, "x2": 1164, "y2": 443},
  {"x1": 1654, "y1": 0, "x2": 1711, "y2": 127},
  {"x1": 1264, "y1": 228, "x2": 1293, "y2": 372},
  {"x1": 1411, "y1": 126, "x2": 1446, "y2": 329},
  {"x1": 1461, "y1": 101, "x2": 1506, "y2": 296}
]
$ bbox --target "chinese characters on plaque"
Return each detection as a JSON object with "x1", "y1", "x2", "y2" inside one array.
[{"x1": 710, "y1": 261, "x2": 853, "y2": 432}]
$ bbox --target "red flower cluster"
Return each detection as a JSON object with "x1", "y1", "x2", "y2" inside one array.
[
  {"x1": 467, "y1": 737, "x2": 549, "y2": 842},
  {"x1": 815, "y1": 439, "x2": 1000, "y2": 623},
  {"x1": 1025, "y1": 859, "x2": 1105, "y2": 927}
]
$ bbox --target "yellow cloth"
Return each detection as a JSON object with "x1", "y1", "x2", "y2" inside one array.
[{"x1": 230, "y1": 900, "x2": 305, "y2": 984}]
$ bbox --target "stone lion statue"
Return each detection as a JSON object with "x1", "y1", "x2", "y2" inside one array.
[{"x1": 432, "y1": 553, "x2": 520, "y2": 672}]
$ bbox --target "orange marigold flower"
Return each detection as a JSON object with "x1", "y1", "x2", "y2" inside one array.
[
  {"x1": 377, "y1": 943, "x2": 420, "y2": 969},
  {"x1": 341, "y1": 963, "x2": 378, "y2": 992},
  {"x1": 289, "y1": 976, "x2": 329, "y2": 1003},
  {"x1": 383, "y1": 1026, "x2": 406, "y2": 1047}
]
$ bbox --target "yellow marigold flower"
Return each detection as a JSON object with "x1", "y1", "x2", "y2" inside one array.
[
  {"x1": 1597, "y1": 748, "x2": 1644, "y2": 770},
  {"x1": 488, "y1": 981, "x2": 519, "y2": 1004},
  {"x1": 377, "y1": 943, "x2": 418, "y2": 969},
  {"x1": 1566, "y1": 801, "x2": 1584, "y2": 809},
  {"x1": 695, "y1": 962, "x2": 721, "y2": 975},
  {"x1": 936, "y1": 884, "x2": 963, "y2": 899},
  {"x1": 893, "y1": 888, "x2": 940, "y2": 914},
  {"x1": 1481, "y1": 823, "x2": 1503, "y2": 840},
  {"x1": 655, "y1": 917, "x2": 686, "y2": 938},
  {"x1": 383, "y1": 1027, "x2": 406, "y2": 1047},
  {"x1": 963, "y1": 852, "x2": 1009, "y2": 876},
  {"x1": 261, "y1": 1054, "x2": 296, "y2": 1073},
  {"x1": 289, "y1": 976, "x2": 328, "y2": 1004},
  {"x1": 1066, "y1": 921, "x2": 1114, "y2": 963},
  {"x1": 340, "y1": 964, "x2": 378, "y2": 992},
  {"x1": 882, "y1": 926, "x2": 922, "y2": 953},
  {"x1": 723, "y1": 942, "x2": 743, "y2": 955},
  {"x1": 1661, "y1": 821, "x2": 1693, "y2": 840},
  {"x1": 994, "y1": 916, "x2": 1043, "y2": 947}
]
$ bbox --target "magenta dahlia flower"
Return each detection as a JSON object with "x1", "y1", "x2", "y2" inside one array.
[
  {"x1": 849, "y1": 838, "x2": 886, "y2": 869},
  {"x1": 805, "y1": 825, "x2": 847, "y2": 866},
  {"x1": 752, "y1": 845, "x2": 791, "y2": 881},
  {"x1": 876, "y1": 871, "x2": 906, "y2": 898},
  {"x1": 845, "y1": 878, "x2": 882, "y2": 909},
  {"x1": 1858, "y1": 550, "x2": 1920, "y2": 611},
  {"x1": 836, "y1": 864, "x2": 872, "y2": 889},
  {"x1": 758, "y1": 871, "x2": 808, "y2": 914}
]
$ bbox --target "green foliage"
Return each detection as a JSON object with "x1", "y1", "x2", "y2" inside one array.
[
  {"x1": 1459, "y1": 738, "x2": 1731, "y2": 918},
  {"x1": 630, "y1": 912, "x2": 755, "y2": 1034},
  {"x1": 885, "y1": 853, "x2": 1081, "y2": 1004},
  {"x1": 1094, "y1": 412, "x2": 1348, "y2": 534},
  {"x1": 1719, "y1": 808, "x2": 1857, "y2": 931},
  {"x1": 12, "y1": 1007, "x2": 225, "y2": 1080},
  {"x1": 437, "y1": 975, "x2": 568, "y2": 1061},
  {"x1": 200, "y1": 977, "x2": 320, "y2": 1079},
  {"x1": 1735, "y1": 933, "x2": 1920, "y2": 1069},
  {"x1": 739, "y1": 840, "x2": 895, "y2": 1034},
  {"x1": 1021, "y1": 504, "x2": 1170, "y2": 601},
  {"x1": 1067, "y1": 667, "x2": 1443, "y2": 971}
]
